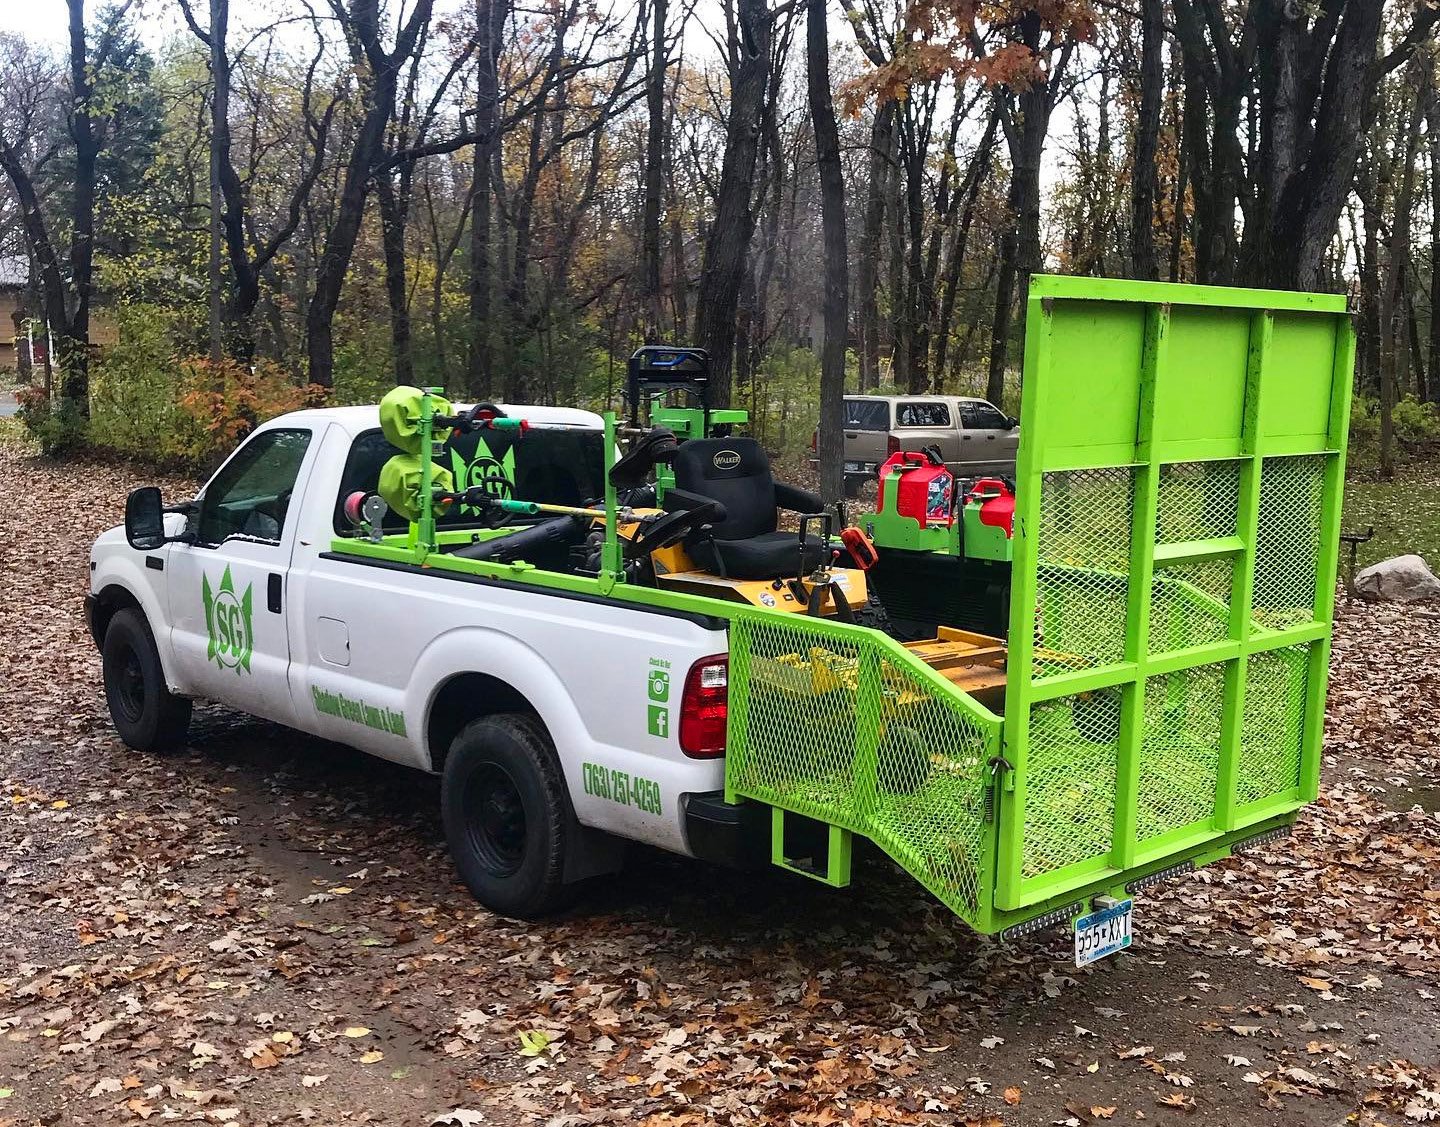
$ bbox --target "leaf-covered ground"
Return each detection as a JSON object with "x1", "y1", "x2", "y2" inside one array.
[{"x1": 1, "y1": 427, "x2": 1438, "y2": 1126}]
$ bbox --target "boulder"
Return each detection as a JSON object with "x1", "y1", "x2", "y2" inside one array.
[{"x1": 1353, "y1": 554, "x2": 1440, "y2": 603}]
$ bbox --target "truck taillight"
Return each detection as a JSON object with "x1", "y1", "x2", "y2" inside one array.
[
  {"x1": 679, "y1": 655, "x2": 728, "y2": 758},
  {"x1": 810, "y1": 429, "x2": 817, "y2": 452},
  {"x1": 887, "y1": 434, "x2": 900, "y2": 456}
]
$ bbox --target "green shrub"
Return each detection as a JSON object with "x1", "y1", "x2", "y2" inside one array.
[
  {"x1": 1349, "y1": 394, "x2": 1440, "y2": 475},
  {"x1": 14, "y1": 385, "x2": 88, "y2": 457}
]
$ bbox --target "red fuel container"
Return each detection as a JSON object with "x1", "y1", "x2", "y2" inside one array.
[{"x1": 878, "y1": 452, "x2": 955, "y2": 528}]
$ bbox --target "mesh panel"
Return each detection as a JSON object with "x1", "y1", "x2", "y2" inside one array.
[
  {"x1": 725, "y1": 613, "x2": 996, "y2": 922},
  {"x1": 1032, "y1": 467, "x2": 1135, "y2": 680},
  {"x1": 1252, "y1": 456, "x2": 1326, "y2": 632},
  {"x1": 1137, "y1": 665, "x2": 1224, "y2": 842},
  {"x1": 1022, "y1": 691, "x2": 1121, "y2": 879},
  {"x1": 1237, "y1": 645, "x2": 1309, "y2": 805},
  {"x1": 1155, "y1": 460, "x2": 1241, "y2": 543},
  {"x1": 1149, "y1": 558, "x2": 1234, "y2": 654}
]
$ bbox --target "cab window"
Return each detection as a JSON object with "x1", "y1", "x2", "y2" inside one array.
[
  {"x1": 896, "y1": 401, "x2": 950, "y2": 427},
  {"x1": 959, "y1": 402, "x2": 1011, "y2": 430},
  {"x1": 196, "y1": 429, "x2": 312, "y2": 547},
  {"x1": 843, "y1": 399, "x2": 890, "y2": 430}
]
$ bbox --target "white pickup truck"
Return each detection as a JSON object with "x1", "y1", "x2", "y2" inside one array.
[
  {"x1": 88, "y1": 404, "x2": 747, "y2": 919},
  {"x1": 88, "y1": 279, "x2": 1354, "y2": 957}
]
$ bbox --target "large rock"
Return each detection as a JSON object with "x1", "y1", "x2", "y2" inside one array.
[{"x1": 1354, "y1": 554, "x2": 1440, "y2": 603}]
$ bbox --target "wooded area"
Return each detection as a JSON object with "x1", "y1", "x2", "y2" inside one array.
[{"x1": 0, "y1": 0, "x2": 1438, "y2": 484}]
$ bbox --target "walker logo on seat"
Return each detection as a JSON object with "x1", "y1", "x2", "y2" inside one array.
[
  {"x1": 201, "y1": 566, "x2": 253, "y2": 674},
  {"x1": 712, "y1": 449, "x2": 741, "y2": 471}
]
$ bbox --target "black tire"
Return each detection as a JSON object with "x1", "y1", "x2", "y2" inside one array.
[
  {"x1": 441, "y1": 713, "x2": 577, "y2": 919},
  {"x1": 102, "y1": 607, "x2": 192, "y2": 752},
  {"x1": 853, "y1": 594, "x2": 894, "y2": 637},
  {"x1": 843, "y1": 477, "x2": 865, "y2": 500}
]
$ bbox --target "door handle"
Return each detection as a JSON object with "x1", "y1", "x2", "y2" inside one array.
[
  {"x1": 267, "y1": 573, "x2": 282, "y2": 614},
  {"x1": 844, "y1": 431, "x2": 859, "y2": 439},
  {"x1": 986, "y1": 434, "x2": 996, "y2": 441},
  {"x1": 962, "y1": 434, "x2": 972, "y2": 440}
]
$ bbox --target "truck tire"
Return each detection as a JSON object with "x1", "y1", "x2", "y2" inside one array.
[
  {"x1": 102, "y1": 608, "x2": 192, "y2": 752},
  {"x1": 442, "y1": 713, "x2": 577, "y2": 920}
]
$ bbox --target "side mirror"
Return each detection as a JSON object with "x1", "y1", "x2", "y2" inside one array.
[
  {"x1": 1006, "y1": 415, "x2": 1019, "y2": 430},
  {"x1": 125, "y1": 487, "x2": 190, "y2": 550}
]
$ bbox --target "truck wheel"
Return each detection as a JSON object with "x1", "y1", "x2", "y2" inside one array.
[
  {"x1": 844, "y1": 477, "x2": 865, "y2": 500},
  {"x1": 102, "y1": 608, "x2": 192, "y2": 752},
  {"x1": 442, "y1": 714, "x2": 576, "y2": 920}
]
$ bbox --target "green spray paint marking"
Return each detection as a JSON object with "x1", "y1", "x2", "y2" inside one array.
[
  {"x1": 311, "y1": 686, "x2": 408, "y2": 737},
  {"x1": 202, "y1": 565, "x2": 253, "y2": 674},
  {"x1": 581, "y1": 761, "x2": 662, "y2": 816}
]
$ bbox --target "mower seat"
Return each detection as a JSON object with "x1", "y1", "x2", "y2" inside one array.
[{"x1": 671, "y1": 438, "x2": 826, "y2": 581}]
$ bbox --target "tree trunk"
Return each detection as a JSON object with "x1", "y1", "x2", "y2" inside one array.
[
  {"x1": 933, "y1": 106, "x2": 998, "y2": 386},
  {"x1": 641, "y1": 0, "x2": 667, "y2": 340},
  {"x1": 206, "y1": 0, "x2": 229, "y2": 364},
  {"x1": 1129, "y1": 0, "x2": 1162, "y2": 280},
  {"x1": 376, "y1": 174, "x2": 413, "y2": 383},
  {"x1": 694, "y1": 0, "x2": 772, "y2": 408},
  {"x1": 1428, "y1": 83, "x2": 1440, "y2": 405},
  {"x1": 808, "y1": 0, "x2": 847, "y2": 504},
  {"x1": 856, "y1": 103, "x2": 892, "y2": 391},
  {"x1": 1379, "y1": 60, "x2": 1425, "y2": 480},
  {"x1": 467, "y1": 0, "x2": 506, "y2": 397}
]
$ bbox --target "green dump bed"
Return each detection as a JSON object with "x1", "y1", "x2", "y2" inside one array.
[{"x1": 724, "y1": 276, "x2": 1354, "y2": 935}]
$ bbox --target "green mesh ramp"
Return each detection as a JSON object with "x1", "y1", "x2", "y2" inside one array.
[
  {"x1": 999, "y1": 277, "x2": 1354, "y2": 911},
  {"x1": 723, "y1": 276, "x2": 1353, "y2": 933},
  {"x1": 725, "y1": 610, "x2": 1001, "y2": 928}
]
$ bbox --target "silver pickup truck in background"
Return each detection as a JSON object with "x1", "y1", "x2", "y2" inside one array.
[{"x1": 814, "y1": 395, "x2": 1020, "y2": 496}]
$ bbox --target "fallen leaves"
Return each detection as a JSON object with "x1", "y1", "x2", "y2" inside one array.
[{"x1": 0, "y1": 434, "x2": 1437, "y2": 1126}]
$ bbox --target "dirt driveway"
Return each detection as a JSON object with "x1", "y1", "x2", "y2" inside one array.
[{"x1": 1, "y1": 430, "x2": 1437, "y2": 1126}]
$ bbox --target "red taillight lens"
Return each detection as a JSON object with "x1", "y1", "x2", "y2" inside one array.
[
  {"x1": 810, "y1": 429, "x2": 818, "y2": 452},
  {"x1": 679, "y1": 655, "x2": 728, "y2": 758},
  {"x1": 887, "y1": 434, "x2": 900, "y2": 456}
]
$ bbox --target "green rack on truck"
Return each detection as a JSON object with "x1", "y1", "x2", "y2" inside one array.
[{"x1": 723, "y1": 275, "x2": 1354, "y2": 938}]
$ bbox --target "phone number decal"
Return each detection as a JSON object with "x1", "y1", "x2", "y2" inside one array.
[{"x1": 582, "y1": 762, "x2": 662, "y2": 816}]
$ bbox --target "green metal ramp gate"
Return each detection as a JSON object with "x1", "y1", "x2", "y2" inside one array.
[
  {"x1": 725, "y1": 275, "x2": 1354, "y2": 934},
  {"x1": 999, "y1": 276, "x2": 1353, "y2": 911}
]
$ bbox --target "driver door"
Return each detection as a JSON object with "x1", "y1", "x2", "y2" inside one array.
[{"x1": 167, "y1": 427, "x2": 317, "y2": 727}]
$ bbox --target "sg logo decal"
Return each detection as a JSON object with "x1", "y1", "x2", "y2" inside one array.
[{"x1": 202, "y1": 565, "x2": 254, "y2": 674}]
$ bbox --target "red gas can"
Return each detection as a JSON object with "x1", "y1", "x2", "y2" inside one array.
[{"x1": 878, "y1": 451, "x2": 955, "y2": 528}]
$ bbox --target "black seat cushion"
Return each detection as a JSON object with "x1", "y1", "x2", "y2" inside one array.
[
  {"x1": 671, "y1": 438, "x2": 829, "y2": 580},
  {"x1": 690, "y1": 530, "x2": 828, "y2": 581},
  {"x1": 671, "y1": 438, "x2": 778, "y2": 540}
]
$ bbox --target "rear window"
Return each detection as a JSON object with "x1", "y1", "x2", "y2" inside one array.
[
  {"x1": 896, "y1": 401, "x2": 951, "y2": 427},
  {"x1": 334, "y1": 425, "x2": 608, "y2": 535},
  {"x1": 843, "y1": 399, "x2": 890, "y2": 430}
]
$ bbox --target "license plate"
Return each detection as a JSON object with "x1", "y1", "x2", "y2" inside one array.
[
  {"x1": 844, "y1": 461, "x2": 863, "y2": 472},
  {"x1": 1074, "y1": 899, "x2": 1133, "y2": 967}
]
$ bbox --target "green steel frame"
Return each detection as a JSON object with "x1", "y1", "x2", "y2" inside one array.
[
  {"x1": 331, "y1": 275, "x2": 1355, "y2": 936},
  {"x1": 997, "y1": 275, "x2": 1353, "y2": 912}
]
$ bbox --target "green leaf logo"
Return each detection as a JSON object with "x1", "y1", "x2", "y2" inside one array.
[{"x1": 202, "y1": 565, "x2": 254, "y2": 674}]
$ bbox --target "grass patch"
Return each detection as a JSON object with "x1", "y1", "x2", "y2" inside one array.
[{"x1": 1343, "y1": 461, "x2": 1440, "y2": 571}]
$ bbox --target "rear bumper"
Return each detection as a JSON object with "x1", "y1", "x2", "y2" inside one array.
[
  {"x1": 682, "y1": 791, "x2": 769, "y2": 869},
  {"x1": 808, "y1": 458, "x2": 878, "y2": 479}
]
